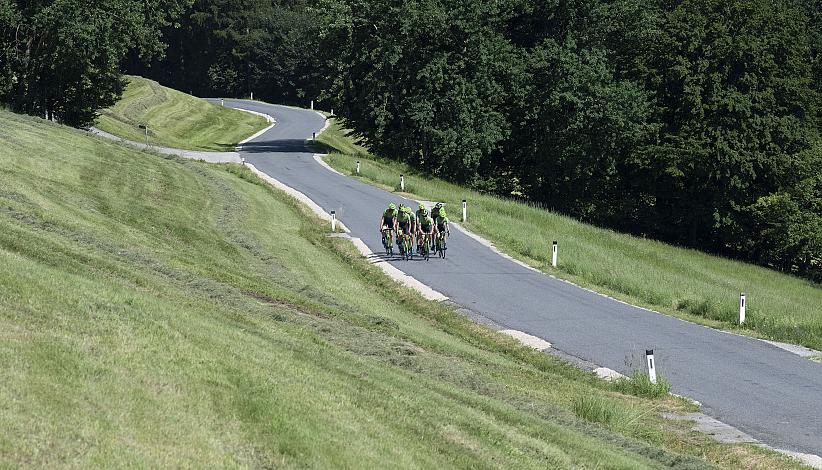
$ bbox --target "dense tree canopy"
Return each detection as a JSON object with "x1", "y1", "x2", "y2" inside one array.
[
  {"x1": 1, "y1": 0, "x2": 819, "y2": 280},
  {"x1": 0, "y1": 0, "x2": 191, "y2": 126}
]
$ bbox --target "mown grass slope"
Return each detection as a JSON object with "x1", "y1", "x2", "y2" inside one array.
[
  {"x1": 95, "y1": 76, "x2": 266, "y2": 151},
  {"x1": 0, "y1": 111, "x2": 804, "y2": 468},
  {"x1": 318, "y1": 120, "x2": 822, "y2": 351}
]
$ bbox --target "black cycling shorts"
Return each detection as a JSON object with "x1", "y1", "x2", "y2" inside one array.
[
  {"x1": 437, "y1": 223, "x2": 447, "y2": 233},
  {"x1": 420, "y1": 224, "x2": 433, "y2": 233},
  {"x1": 382, "y1": 216, "x2": 394, "y2": 228},
  {"x1": 398, "y1": 221, "x2": 411, "y2": 234}
]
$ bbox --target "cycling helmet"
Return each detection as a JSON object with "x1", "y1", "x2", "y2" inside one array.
[
  {"x1": 435, "y1": 202, "x2": 443, "y2": 208},
  {"x1": 388, "y1": 203, "x2": 397, "y2": 211},
  {"x1": 439, "y1": 209, "x2": 447, "y2": 218},
  {"x1": 418, "y1": 203, "x2": 426, "y2": 211}
]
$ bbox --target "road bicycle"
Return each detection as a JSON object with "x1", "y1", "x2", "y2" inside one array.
[
  {"x1": 400, "y1": 232, "x2": 414, "y2": 261},
  {"x1": 418, "y1": 232, "x2": 432, "y2": 261},
  {"x1": 381, "y1": 228, "x2": 394, "y2": 256},
  {"x1": 436, "y1": 231, "x2": 448, "y2": 259}
]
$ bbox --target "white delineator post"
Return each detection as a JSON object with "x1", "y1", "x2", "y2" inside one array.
[
  {"x1": 356, "y1": 161, "x2": 360, "y2": 174},
  {"x1": 331, "y1": 210, "x2": 337, "y2": 231},
  {"x1": 400, "y1": 175, "x2": 405, "y2": 191},
  {"x1": 221, "y1": 98, "x2": 225, "y2": 107},
  {"x1": 739, "y1": 293, "x2": 746, "y2": 324},
  {"x1": 250, "y1": 92, "x2": 254, "y2": 100},
  {"x1": 551, "y1": 240, "x2": 558, "y2": 268},
  {"x1": 462, "y1": 200, "x2": 467, "y2": 222},
  {"x1": 241, "y1": 157, "x2": 246, "y2": 166},
  {"x1": 310, "y1": 100, "x2": 314, "y2": 110},
  {"x1": 646, "y1": 349, "x2": 657, "y2": 384}
]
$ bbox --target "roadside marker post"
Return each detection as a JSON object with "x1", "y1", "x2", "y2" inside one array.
[
  {"x1": 241, "y1": 157, "x2": 245, "y2": 166},
  {"x1": 462, "y1": 200, "x2": 467, "y2": 222},
  {"x1": 250, "y1": 92, "x2": 254, "y2": 100},
  {"x1": 331, "y1": 109, "x2": 334, "y2": 116},
  {"x1": 331, "y1": 211, "x2": 337, "y2": 231},
  {"x1": 356, "y1": 161, "x2": 360, "y2": 174},
  {"x1": 551, "y1": 240, "x2": 558, "y2": 268},
  {"x1": 138, "y1": 124, "x2": 149, "y2": 146},
  {"x1": 312, "y1": 132, "x2": 316, "y2": 142},
  {"x1": 220, "y1": 98, "x2": 224, "y2": 107},
  {"x1": 646, "y1": 349, "x2": 657, "y2": 384},
  {"x1": 400, "y1": 175, "x2": 405, "y2": 191},
  {"x1": 311, "y1": 100, "x2": 314, "y2": 110},
  {"x1": 739, "y1": 293, "x2": 746, "y2": 324}
]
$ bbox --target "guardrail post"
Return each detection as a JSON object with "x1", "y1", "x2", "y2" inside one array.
[
  {"x1": 462, "y1": 200, "x2": 467, "y2": 222},
  {"x1": 331, "y1": 211, "x2": 337, "y2": 231},
  {"x1": 739, "y1": 293, "x2": 746, "y2": 324},
  {"x1": 646, "y1": 349, "x2": 657, "y2": 384}
]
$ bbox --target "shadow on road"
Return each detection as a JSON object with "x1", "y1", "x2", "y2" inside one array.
[{"x1": 240, "y1": 139, "x2": 310, "y2": 153}]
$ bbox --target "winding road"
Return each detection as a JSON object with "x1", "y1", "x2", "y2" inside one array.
[{"x1": 216, "y1": 99, "x2": 822, "y2": 459}]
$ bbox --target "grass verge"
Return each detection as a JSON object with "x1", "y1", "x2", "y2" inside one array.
[
  {"x1": 0, "y1": 110, "x2": 806, "y2": 468},
  {"x1": 95, "y1": 75, "x2": 267, "y2": 151},
  {"x1": 317, "y1": 119, "x2": 822, "y2": 351}
]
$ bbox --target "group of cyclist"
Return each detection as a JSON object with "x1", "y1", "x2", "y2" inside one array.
[{"x1": 379, "y1": 202, "x2": 450, "y2": 257}]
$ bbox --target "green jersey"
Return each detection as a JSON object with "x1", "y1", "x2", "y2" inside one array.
[
  {"x1": 397, "y1": 210, "x2": 415, "y2": 223},
  {"x1": 383, "y1": 208, "x2": 397, "y2": 219},
  {"x1": 435, "y1": 215, "x2": 449, "y2": 225},
  {"x1": 419, "y1": 215, "x2": 434, "y2": 230}
]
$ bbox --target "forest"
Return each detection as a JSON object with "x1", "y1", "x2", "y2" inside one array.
[{"x1": 1, "y1": 0, "x2": 820, "y2": 281}]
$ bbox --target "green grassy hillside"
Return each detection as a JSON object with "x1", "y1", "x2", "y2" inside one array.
[
  {"x1": 95, "y1": 76, "x2": 266, "y2": 151},
  {"x1": 0, "y1": 111, "x2": 802, "y2": 468},
  {"x1": 318, "y1": 120, "x2": 822, "y2": 351}
]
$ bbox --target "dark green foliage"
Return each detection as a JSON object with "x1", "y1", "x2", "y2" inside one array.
[
  {"x1": 129, "y1": 0, "x2": 322, "y2": 104},
  {"x1": 644, "y1": 0, "x2": 819, "y2": 261},
  {"x1": 0, "y1": 0, "x2": 191, "y2": 126},
  {"x1": 315, "y1": 0, "x2": 516, "y2": 182}
]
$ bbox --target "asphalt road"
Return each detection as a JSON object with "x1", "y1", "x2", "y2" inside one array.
[{"x1": 218, "y1": 99, "x2": 822, "y2": 457}]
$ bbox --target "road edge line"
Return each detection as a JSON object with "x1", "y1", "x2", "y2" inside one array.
[{"x1": 235, "y1": 109, "x2": 276, "y2": 148}]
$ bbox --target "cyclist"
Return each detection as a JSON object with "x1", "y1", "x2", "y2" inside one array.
[
  {"x1": 396, "y1": 204, "x2": 416, "y2": 251},
  {"x1": 431, "y1": 202, "x2": 443, "y2": 221},
  {"x1": 379, "y1": 203, "x2": 398, "y2": 244},
  {"x1": 415, "y1": 204, "x2": 428, "y2": 252},
  {"x1": 434, "y1": 208, "x2": 450, "y2": 251},
  {"x1": 417, "y1": 207, "x2": 436, "y2": 254}
]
